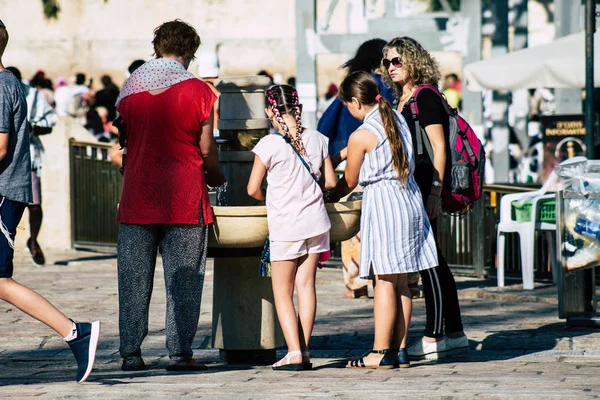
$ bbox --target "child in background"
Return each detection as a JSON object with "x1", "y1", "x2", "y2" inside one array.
[{"x1": 247, "y1": 85, "x2": 336, "y2": 370}]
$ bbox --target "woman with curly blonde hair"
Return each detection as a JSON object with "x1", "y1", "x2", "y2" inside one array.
[{"x1": 381, "y1": 37, "x2": 468, "y2": 361}]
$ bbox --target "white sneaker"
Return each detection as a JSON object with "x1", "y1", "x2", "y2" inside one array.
[
  {"x1": 445, "y1": 335, "x2": 469, "y2": 356},
  {"x1": 407, "y1": 337, "x2": 447, "y2": 360}
]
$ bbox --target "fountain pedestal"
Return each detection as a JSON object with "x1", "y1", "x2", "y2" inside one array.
[{"x1": 212, "y1": 255, "x2": 282, "y2": 364}]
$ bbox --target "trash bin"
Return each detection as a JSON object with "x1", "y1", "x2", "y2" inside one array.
[{"x1": 555, "y1": 158, "x2": 600, "y2": 327}]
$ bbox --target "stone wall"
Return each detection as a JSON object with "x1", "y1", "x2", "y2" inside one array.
[
  {"x1": 0, "y1": 0, "x2": 298, "y2": 87},
  {"x1": 0, "y1": 0, "x2": 470, "y2": 98}
]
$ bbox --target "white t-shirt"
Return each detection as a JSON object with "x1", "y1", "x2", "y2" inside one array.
[
  {"x1": 54, "y1": 86, "x2": 72, "y2": 116},
  {"x1": 253, "y1": 129, "x2": 331, "y2": 241}
]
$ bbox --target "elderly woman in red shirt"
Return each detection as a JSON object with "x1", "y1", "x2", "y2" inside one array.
[{"x1": 115, "y1": 20, "x2": 224, "y2": 372}]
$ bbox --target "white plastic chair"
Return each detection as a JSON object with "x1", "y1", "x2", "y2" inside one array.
[{"x1": 497, "y1": 173, "x2": 559, "y2": 290}]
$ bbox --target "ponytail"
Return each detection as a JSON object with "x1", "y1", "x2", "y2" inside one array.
[
  {"x1": 377, "y1": 96, "x2": 409, "y2": 183},
  {"x1": 339, "y1": 71, "x2": 409, "y2": 184}
]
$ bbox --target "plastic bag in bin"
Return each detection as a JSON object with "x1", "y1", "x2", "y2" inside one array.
[{"x1": 555, "y1": 158, "x2": 600, "y2": 271}]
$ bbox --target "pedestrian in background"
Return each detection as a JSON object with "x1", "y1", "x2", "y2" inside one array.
[
  {"x1": 109, "y1": 59, "x2": 146, "y2": 169},
  {"x1": 94, "y1": 74, "x2": 120, "y2": 121},
  {"x1": 0, "y1": 18, "x2": 99, "y2": 384},
  {"x1": 5, "y1": 66, "x2": 57, "y2": 266},
  {"x1": 382, "y1": 36, "x2": 469, "y2": 360}
]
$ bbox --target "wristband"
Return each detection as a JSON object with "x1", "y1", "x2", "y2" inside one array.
[{"x1": 429, "y1": 193, "x2": 441, "y2": 199}]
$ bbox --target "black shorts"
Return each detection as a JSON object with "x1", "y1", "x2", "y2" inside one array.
[{"x1": 0, "y1": 196, "x2": 27, "y2": 278}]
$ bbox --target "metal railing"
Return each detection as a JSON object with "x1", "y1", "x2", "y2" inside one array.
[
  {"x1": 70, "y1": 140, "x2": 122, "y2": 247},
  {"x1": 437, "y1": 184, "x2": 557, "y2": 280},
  {"x1": 68, "y1": 140, "x2": 553, "y2": 281}
]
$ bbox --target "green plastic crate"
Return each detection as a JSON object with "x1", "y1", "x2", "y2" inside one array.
[{"x1": 511, "y1": 199, "x2": 556, "y2": 223}]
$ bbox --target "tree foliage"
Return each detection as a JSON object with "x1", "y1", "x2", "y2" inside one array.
[
  {"x1": 42, "y1": 0, "x2": 60, "y2": 19},
  {"x1": 41, "y1": 0, "x2": 108, "y2": 20},
  {"x1": 429, "y1": 0, "x2": 461, "y2": 12}
]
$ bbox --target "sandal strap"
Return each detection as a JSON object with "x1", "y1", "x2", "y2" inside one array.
[
  {"x1": 370, "y1": 349, "x2": 389, "y2": 354},
  {"x1": 272, "y1": 350, "x2": 302, "y2": 367}
]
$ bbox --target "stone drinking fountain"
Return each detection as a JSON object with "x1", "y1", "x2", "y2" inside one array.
[{"x1": 208, "y1": 76, "x2": 362, "y2": 364}]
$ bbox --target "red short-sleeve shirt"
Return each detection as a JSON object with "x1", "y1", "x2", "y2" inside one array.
[{"x1": 116, "y1": 79, "x2": 217, "y2": 225}]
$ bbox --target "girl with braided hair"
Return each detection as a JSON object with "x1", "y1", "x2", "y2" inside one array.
[
  {"x1": 326, "y1": 71, "x2": 437, "y2": 369},
  {"x1": 248, "y1": 84, "x2": 336, "y2": 370}
]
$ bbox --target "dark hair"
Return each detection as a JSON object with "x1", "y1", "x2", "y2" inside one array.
[
  {"x1": 101, "y1": 75, "x2": 113, "y2": 87},
  {"x1": 265, "y1": 84, "x2": 306, "y2": 155},
  {"x1": 0, "y1": 26, "x2": 8, "y2": 57},
  {"x1": 128, "y1": 59, "x2": 145, "y2": 74},
  {"x1": 342, "y1": 38, "x2": 387, "y2": 74},
  {"x1": 6, "y1": 66, "x2": 21, "y2": 82},
  {"x1": 30, "y1": 71, "x2": 45, "y2": 88},
  {"x1": 445, "y1": 73, "x2": 459, "y2": 81},
  {"x1": 258, "y1": 70, "x2": 273, "y2": 83},
  {"x1": 41, "y1": 78, "x2": 53, "y2": 91},
  {"x1": 76, "y1": 73, "x2": 86, "y2": 85},
  {"x1": 287, "y1": 76, "x2": 296, "y2": 87},
  {"x1": 339, "y1": 71, "x2": 409, "y2": 183},
  {"x1": 153, "y1": 19, "x2": 200, "y2": 61}
]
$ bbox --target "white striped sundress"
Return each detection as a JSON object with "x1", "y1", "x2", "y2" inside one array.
[{"x1": 358, "y1": 107, "x2": 438, "y2": 279}]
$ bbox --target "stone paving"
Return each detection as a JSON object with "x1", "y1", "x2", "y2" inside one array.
[{"x1": 1, "y1": 248, "x2": 600, "y2": 399}]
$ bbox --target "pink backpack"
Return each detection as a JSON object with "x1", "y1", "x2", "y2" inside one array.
[{"x1": 408, "y1": 85, "x2": 485, "y2": 214}]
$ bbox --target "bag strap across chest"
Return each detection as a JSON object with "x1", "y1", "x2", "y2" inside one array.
[{"x1": 273, "y1": 132, "x2": 319, "y2": 184}]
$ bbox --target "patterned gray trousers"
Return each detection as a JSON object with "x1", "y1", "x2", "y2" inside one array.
[{"x1": 117, "y1": 218, "x2": 208, "y2": 363}]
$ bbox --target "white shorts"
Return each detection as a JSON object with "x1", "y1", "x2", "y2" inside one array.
[{"x1": 270, "y1": 232, "x2": 330, "y2": 262}]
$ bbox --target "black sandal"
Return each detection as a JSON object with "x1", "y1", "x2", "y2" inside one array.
[
  {"x1": 398, "y1": 348, "x2": 410, "y2": 368},
  {"x1": 346, "y1": 349, "x2": 398, "y2": 369}
]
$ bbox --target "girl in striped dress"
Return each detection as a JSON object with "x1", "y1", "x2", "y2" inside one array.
[{"x1": 326, "y1": 71, "x2": 438, "y2": 369}]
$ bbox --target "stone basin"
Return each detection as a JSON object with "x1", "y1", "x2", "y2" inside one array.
[{"x1": 208, "y1": 200, "x2": 362, "y2": 248}]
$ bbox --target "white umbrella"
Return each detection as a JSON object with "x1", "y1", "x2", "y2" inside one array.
[{"x1": 464, "y1": 31, "x2": 600, "y2": 91}]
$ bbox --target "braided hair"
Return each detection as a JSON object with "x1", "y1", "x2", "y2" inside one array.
[{"x1": 265, "y1": 85, "x2": 307, "y2": 155}]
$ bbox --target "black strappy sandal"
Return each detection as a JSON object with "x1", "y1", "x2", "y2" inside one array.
[
  {"x1": 346, "y1": 349, "x2": 398, "y2": 369},
  {"x1": 398, "y1": 348, "x2": 410, "y2": 368}
]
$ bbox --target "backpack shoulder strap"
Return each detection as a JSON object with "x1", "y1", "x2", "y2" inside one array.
[
  {"x1": 407, "y1": 86, "x2": 434, "y2": 160},
  {"x1": 416, "y1": 84, "x2": 455, "y2": 116}
]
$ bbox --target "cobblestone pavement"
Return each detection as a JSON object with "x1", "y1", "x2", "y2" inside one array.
[{"x1": 1, "y1": 248, "x2": 600, "y2": 399}]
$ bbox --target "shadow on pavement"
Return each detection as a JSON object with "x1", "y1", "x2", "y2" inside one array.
[
  {"x1": 0, "y1": 355, "x2": 252, "y2": 386},
  {"x1": 54, "y1": 254, "x2": 117, "y2": 266}
]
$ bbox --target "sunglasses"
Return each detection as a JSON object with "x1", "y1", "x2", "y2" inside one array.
[{"x1": 382, "y1": 57, "x2": 402, "y2": 69}]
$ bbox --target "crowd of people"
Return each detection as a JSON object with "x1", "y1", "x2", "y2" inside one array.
[{"x1": 0, "y1": 17, "x2": 470, "y2": 382}]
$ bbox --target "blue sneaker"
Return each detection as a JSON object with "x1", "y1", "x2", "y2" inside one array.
[{"x1": 67, "y1": 321, "x2": 101, "y2": 383}]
